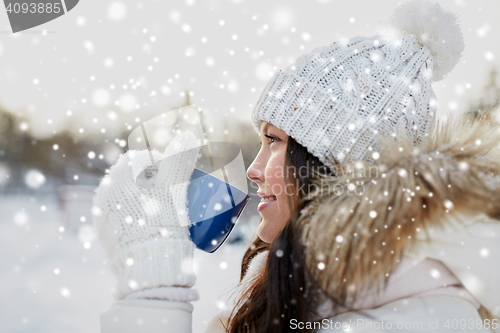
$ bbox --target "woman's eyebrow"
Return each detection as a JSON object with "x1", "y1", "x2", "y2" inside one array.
[{"x1": 262, "y1": 122, "x2": 270, "y2": 134}]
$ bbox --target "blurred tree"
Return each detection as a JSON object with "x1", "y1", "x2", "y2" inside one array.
[
  {"x1": 0, "y1": 105, "x2": 127, "y2": 189},
  {"x1": 466, "y1": 67, "x2": 500, "y2": 124}
]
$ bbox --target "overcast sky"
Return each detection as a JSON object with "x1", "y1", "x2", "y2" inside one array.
[{"x1": 0, "y1": 0, "x2": 499, "y2": 142}]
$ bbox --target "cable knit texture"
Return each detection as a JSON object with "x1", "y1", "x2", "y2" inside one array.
[
  {"x1": 92, "y1": 132, "x2": 201, "y2": 300},
  {"x1": 251, "y1": 0, "x2": 464, "y2": 168}
]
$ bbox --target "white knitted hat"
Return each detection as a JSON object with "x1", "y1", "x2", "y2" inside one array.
[{"x1": 251, "y1": 0, "x2": 464, "y2": 169}]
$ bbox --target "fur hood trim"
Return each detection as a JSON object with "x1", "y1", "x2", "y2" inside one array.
[{"x1": 297, "y1": 111, "x2": 500, "y2": 315}]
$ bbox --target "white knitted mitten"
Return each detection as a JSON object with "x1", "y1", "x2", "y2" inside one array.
[{"x1": 92, "y1": 132, "x2": 201, "y2": 300}]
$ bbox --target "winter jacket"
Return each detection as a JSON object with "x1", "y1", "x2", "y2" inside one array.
[{"x1": 100, "y1": 113, "x2": 500, "y2": 332}]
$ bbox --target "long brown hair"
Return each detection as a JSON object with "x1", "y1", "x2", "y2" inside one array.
[{"x1": 224, "y1": 136, "x2": 336, "y2": 332}]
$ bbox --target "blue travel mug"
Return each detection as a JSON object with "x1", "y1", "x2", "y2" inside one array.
[{"x1": 186, "y1": 168, "x2": 251, "y2": 253}]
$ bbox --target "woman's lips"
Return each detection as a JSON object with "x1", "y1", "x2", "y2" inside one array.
[{"x1": 257, "y1": 197, "x2": 277, "y2": 212}]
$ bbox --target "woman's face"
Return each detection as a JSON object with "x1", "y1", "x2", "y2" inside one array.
[{"x1": 247, "y1": 121, "x2": 293, "y2": 243}]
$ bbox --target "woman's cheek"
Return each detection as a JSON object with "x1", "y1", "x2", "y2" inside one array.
[{"x1": 266, "y1": 156, "x2": 285, "y2": 188}]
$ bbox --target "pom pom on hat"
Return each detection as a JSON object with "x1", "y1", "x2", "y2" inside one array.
[{"x1": 388, "y1": 0, "x2": 465, "y2": 82}]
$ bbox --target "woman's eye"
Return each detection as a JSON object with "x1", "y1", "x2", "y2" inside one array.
[{"x1": 264, "y1": 134, "x2": 279, "y2": 144}]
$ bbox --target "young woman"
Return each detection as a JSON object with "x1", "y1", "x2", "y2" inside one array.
[{"x1": 93, "y1": 1, "x2": 500, "y2": 332}]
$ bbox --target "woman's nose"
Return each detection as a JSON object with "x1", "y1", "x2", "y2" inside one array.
[{"x1": 247, "y1": 160, "x2": 264, "y2": 184}]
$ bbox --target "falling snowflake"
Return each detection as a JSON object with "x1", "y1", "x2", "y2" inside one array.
[
  {"x1": 60, "y1": 287, "x2": 71, "y2": 298},
  {"x1": 107, "y1": 2, "x2": 127, "y2": 21},
  {"x1": 25, "y1": 169, "x2": 45, "y2": 188}
]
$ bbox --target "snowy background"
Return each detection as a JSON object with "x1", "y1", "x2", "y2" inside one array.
[
  {"x1": 0, "y1": 194, "x2": 253, "y2": 333},
  {"x1": 0, "y1": 0, "x2": 499, "y2": 332}
]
